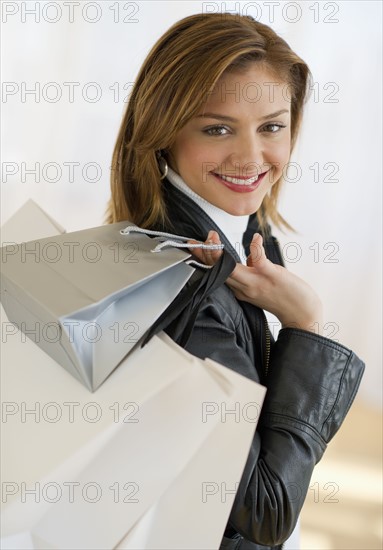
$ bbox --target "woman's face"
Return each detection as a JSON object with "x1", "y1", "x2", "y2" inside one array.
[{"x1": 167, "y1": 64, "x2": 292, "y2": 216}]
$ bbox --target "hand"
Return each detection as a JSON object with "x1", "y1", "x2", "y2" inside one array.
[{"x1": 189, "y1": 230, "x2": 324, "y2": 335}]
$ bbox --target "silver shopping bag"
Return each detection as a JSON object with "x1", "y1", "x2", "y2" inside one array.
[{"x1": 0, "y1": 222, "x2": 197, "y2": 391}]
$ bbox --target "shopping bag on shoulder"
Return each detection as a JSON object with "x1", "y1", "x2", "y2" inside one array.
[
  {"x1": 1, "y1": 203, "x2": 229, "y2": 392},
  {"x1": 0, "y1": 208, "x2": 223, "y2": 390}
]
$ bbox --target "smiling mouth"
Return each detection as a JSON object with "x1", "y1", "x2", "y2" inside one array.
[
  {"x1": 211, "y1": 171, "x2": 268, "y2": 191},
  {"x1": 213, "y1": 173, "x2": 262, "y2": 186}
]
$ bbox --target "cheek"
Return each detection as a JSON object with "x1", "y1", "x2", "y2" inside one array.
[
  {"x1": 178, "y1": 139, "x2": 222, "y2": 174},
  {"x1": 174, "y1": 136, "x2": 204, "y2": 167},
  {"x1": 270, "y1": 138, "x2": 290, "y2": 157},
  {"x1": 263, "y1": 141, "x2": 290, "y2": 187},
  {"x1": 268, "y1": 139, "x2": 291, "y2": 171}
]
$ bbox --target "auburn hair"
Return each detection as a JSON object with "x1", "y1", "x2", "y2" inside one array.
[{"x1": 106, "y1": 12, "x2": 312, "y2": 232}]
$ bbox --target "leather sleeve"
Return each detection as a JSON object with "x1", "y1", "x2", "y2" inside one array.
[
  {"x1": 180, "y1": 295, "x2": 365, "y2": 547},
  {"x1": 230, "y1": 328, "x2": 364, "y2": 546}
]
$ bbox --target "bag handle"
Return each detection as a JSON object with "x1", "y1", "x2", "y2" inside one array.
[{"x1": 120, "y1": 225, "x2": 224, "y2": 254}]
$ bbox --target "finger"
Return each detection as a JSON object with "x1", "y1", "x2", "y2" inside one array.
[
  {"x1": 247, "y1": 233, "x2": 267, "y2": 268},
  {"x1": 187, "y1": 230, "x2": 222, "y2": 266},
  {"x1": 204, "y1": 230, "x2": 222, "y2": 265},
  {"x1": 187, "y1": 239, "x2": 206, "y2": 263}
]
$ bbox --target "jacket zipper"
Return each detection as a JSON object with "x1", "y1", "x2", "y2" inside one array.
[
  {"x1": 264, "y1": 313, "x2": 285, "y2": 550},
  {"x1": 264, "y1": 238, "x2": 284, "y2": 550},
  {"x1": 262, "y1": 311, "x2": 271, "y2": 377}
]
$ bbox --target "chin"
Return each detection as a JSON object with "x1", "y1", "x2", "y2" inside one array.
[{"x1": 223, "y1": 202, "x2": 262, "y2": 217}]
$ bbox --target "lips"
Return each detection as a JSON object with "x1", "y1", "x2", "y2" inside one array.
[
  {"x1": 217, "y1": 173, "x2": 260, "y2": 185},
  {"x1": 211, "y1": 171, "x2": 268, "y2": 193}
]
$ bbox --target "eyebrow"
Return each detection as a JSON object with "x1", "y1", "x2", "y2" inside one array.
[{"x1": 196, "y1": 109, "x2": 290, "y2": 122}]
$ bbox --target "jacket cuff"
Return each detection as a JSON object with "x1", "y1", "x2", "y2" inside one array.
[{"x1": 262, "y1": 328, "x2": 365, "y2": 443}]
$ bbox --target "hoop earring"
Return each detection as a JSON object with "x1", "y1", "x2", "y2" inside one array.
[{"x1": 156, "y1": 152, "x2": 168, "y2": 180}]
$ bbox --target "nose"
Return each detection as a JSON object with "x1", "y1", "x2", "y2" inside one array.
[{"x1": 226, "y1": 133, "x2": 264, "y2": 177}]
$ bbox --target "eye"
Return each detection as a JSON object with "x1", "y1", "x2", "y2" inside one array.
[
  {"x1": 261, "y1": 123, "x2": 287, "y2": 133},
  {"x1": 203, "y1": 125, "x2": 231, "y2": 136}
]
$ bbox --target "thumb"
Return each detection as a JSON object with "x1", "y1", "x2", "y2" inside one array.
[{"x1": 247, "y1": 233, "x2": 267, "y2": 267}]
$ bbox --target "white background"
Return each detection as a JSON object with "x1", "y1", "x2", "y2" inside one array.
[{"x1": 1, "y1": 0, "x2": 382, "y2": 406}]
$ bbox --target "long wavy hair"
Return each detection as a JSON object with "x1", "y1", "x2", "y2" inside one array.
[{"x1": 106, "y1": 12, "x2": 312, "y2": 232}]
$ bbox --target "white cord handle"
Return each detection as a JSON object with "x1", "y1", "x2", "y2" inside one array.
[{"x1": 120, "y1": 225, "x2": 224, "y2": 254}]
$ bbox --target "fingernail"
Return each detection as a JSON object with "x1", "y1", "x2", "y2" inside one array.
[{"x1": 207, "y1": 230, "x2": 214, "y2": 240}]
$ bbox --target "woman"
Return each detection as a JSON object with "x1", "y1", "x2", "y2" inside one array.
[{"x1": 107, "y1": 13, "x2": 365, "y2": 550}]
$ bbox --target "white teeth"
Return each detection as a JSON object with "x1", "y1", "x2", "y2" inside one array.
[{"x1": 217, "y1": 174, "x2": 260, "y2": 185}]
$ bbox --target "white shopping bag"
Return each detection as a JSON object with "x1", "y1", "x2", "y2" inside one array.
[
  {"x1": 118, "y1": 340, "x2": 266, "y2": 550},
  {"x1": 1, "y1": 328, "x2": 266, "y2": 550}
]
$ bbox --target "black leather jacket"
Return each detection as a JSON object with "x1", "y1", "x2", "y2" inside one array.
[{"x1": 153, "y1": 180, "x2": 365, "y2": 550}]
